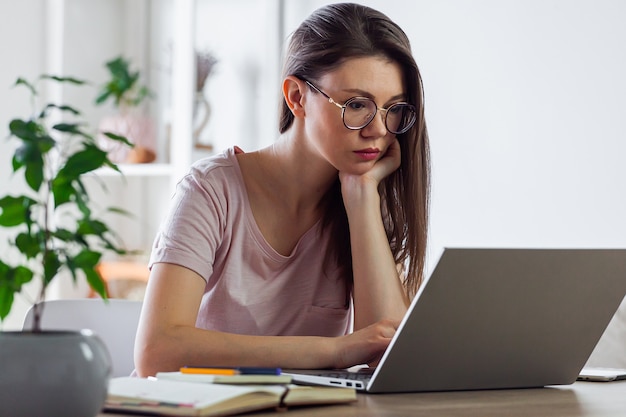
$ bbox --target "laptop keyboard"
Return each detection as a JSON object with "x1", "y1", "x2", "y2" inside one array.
[{"x1": 311, "y1": 368, "x2": 374, "y2": 381}]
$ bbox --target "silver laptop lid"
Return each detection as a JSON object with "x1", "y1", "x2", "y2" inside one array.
[{"x1": 367, "y1": 248, "x2": 626, "y2": 393}]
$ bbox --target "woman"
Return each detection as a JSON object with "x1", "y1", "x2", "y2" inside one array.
[{"x1": 134, "y1": 2, "x2": 430, "y2": 377}]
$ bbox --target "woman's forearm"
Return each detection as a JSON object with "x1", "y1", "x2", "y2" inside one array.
[
  {"x1": 134, "y1": 324, "x2": 336, "y2": 377},
  {"x1": 343, "y1": 182, "x2": 409, "y2": 330}
]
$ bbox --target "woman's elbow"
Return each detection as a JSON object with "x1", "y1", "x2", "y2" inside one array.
[
  {"x1": 133, "y1": 331, "x2": 178, "y2": 377},
  {"x1": 134, "y1": 338, "x2": 159, "y2": 377}
]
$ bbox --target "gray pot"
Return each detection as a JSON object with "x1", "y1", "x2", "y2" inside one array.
[{"x1": 0, "y1": 329, "x2": 112, "y2": 417}]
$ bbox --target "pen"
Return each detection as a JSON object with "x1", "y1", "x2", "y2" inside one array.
[{"x1": 180, "y1": 366, "x2": 282, "y2": 375}]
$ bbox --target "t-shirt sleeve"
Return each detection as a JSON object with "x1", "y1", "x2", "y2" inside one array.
[{"x1": 149, "y1": 165, "x2": 227, "y2": 282}]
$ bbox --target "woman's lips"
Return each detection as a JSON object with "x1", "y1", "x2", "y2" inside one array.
[{"x1": 354, "y1": 148, "x2": 380, "y2": 161}]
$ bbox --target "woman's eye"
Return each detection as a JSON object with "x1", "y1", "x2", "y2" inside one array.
[
  {"x1": 388, "y1": 105, "x2": 402, "y2": 115},
  {"x1": 347, "y1": 100, "x2": 369, "y2": 111}
]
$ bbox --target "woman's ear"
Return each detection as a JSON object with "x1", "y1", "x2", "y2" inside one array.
[{"x1": 282, "y1": 76, "x2": 306, "y2": 118}]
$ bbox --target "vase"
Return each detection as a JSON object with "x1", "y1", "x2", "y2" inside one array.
[
  {"x1": 0, "y1": 330, "x2": 112, "y2": 417},
  {"x1": 97, "y1": 111, "x2": 157, "y2": 163},
  {"x1": 193, "y1": 91, "x2": 213, "y2": 151}
]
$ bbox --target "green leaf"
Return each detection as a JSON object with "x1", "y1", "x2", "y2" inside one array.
[
  {"x1": 94, "y1": 91, "x2": 112, "y2": 105},
  {"x1": 12, "y1": 265, "x2": 35, "y2": 287},
  {"x1": 107, "y1": 206, "x2": 133, "y2": 217},
  {"x1": 52, "y1": 122, "x2": 85, "y2": 134},
  {"x1": 15, "y1": 232, "x2": 42, "y2": 259},
  {"x1": 102, "y1": 131, "x2": 134, "y2": 147},
  {"x1": 40, "y1": 74, "x2": 86, "y2": 85},
  {"x1": 0, "y1": 195, "x2": 37, "y2": 227},
  {"x1": 9, "y1": 119, "x2": 45, "y2": 142},
  {"x1": 0, "y1": 261, "x2": 13, "y2": 320},
  {"x1": 0, "y1": 264, "x2": 34, "y2": 321},
  {"x1": 95, "y1": 55, "x2": 152, "y2": 108},
  {"x1": 42, "y1": 250, "x2": 61, "y2": 285},
  {"x1": 73, "y1": 250, "x2": 107, "y2": 298},
  {"x1": 73, "y1": 249, "x2": 101, "y2": 269},
  {"x1": 0, "y1": 260, "x2": 8, "y2": 276},
  {"x1": 9, "y1": 119, "x2": 55, "y2": 150},
  {"x1": 0, "y1": 287, "x2": 14, "y2": 321},
  {"x1": 12, "y1": 142, "x2": 46, "y2": 191},
  {"x1": 100, "y1": 234, "x2": 131, "y2": 256},
  {"x1": 50, "y1": 178, "x2": 74, "y2": 207},
  {"x1": 52, "y1": 148, "x2": 105, "y2": 208},
  {"x1": 10, "y1": 120, "x2": 55, "y2": 186},
  {"x1": 77, "y1": 218, "x2": 109, "y2": 236},
  {"x1": 13, "y1": 77, "x2": 37, "y2": 96},
  {"x1": 102, "y1": 159, "x2": 122, "y2": 173},
  {"x1": 84, "y1": 267, "x2": 107, "y2": 299},
  {"x1": 24, "y1": 160, "x2": 45, "y2": 191},
  {"x1": 58, "y1": 145, "x2": 108, "y2": 178},
  {"x1": 14, "y1": 141, "x2": 41, "y2": 165},
  {"x1": 132, "y1": 86, "x2": 153, "y2": 106},
  {"x1": 39, "y1": 103, "x2": 81, "y2": 119},
  {"x1": 73, "y1": 181, "x2": 91, "y2": 217},
  {"x1": 59, "y1": 227, "x2": 89, "y2": 248},
  {"x1": 64, "y1": 257, "x2": 78, "y2": 283},
  {"x1": 52, "y1": 228, "x2": 75, "y2": 242}
]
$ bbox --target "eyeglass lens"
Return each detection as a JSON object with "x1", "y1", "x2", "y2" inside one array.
[{"x1": 343, "y1": 98, "x2": 416, "y2": 134}]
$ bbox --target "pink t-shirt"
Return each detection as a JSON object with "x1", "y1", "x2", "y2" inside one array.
[{"x1": 149, "y1": 147, "x2": 351, "y2": 337}]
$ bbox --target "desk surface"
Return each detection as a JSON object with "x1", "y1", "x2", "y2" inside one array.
[{"x1": 100, "y1": 381, "x2": 626, "y2": 417}]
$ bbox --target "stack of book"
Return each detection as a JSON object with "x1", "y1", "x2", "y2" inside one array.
[{"x1": 105, "y1": 367, "x2": 357, "y2": 416}]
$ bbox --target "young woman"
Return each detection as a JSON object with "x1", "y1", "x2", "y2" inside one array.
[{"x1": 134, "y1": 2, "x2": 430, "y2": 377}]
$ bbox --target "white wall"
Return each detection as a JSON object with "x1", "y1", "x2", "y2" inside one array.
[
  {"x1": 194, "y1": 0, "x2": 282, "y2": 155},
  {"x1": 286, "y1": 0, "x2": 626, "y2": 271},
  {"x1": 0, "y1": 0, "x2": 46, "y2": 215},
  {"x1": 417, "y1": 0, "x2": 626, "y2": 269},
  {"x1": 0, "y1": 0, "x2": 48, "y2": 330}
]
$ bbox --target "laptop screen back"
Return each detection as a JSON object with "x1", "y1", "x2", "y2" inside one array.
[{"x1": 366, "y1": 248, "x2": 626, "y2": 393}]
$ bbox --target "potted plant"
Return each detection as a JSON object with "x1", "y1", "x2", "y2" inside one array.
[
  {"x1": 95, "y1": 55, "x2": 156, "y2": 164},
  {"x1": 0, "y1": 74, "x2": 132, "y2": 417}
]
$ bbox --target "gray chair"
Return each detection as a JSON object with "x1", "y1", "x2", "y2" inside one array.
[{"x1": 22, "y1": 298, "x2": 142, "y2": 377}]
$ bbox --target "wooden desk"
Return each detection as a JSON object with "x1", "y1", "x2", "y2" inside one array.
[{"x1": 100, "y1": 381, "x2": 626, "y2": 417}]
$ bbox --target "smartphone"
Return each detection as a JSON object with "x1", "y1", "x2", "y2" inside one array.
[{"x1": 577, "y1": 367, "x2": 626, "y2": 382}]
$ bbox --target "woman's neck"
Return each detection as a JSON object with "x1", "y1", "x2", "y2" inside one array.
[{"x1": 253, "y1": 135, "x2": 338, "y2": 215}]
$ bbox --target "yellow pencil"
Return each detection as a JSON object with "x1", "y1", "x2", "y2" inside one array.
[{"x1": 180, "y1": 367, "x2": 238, "y2": 375}]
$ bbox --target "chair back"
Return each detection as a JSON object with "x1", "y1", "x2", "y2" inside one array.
[{"x1": 22, "y1": 298, "x2": 142, "y2": 377}]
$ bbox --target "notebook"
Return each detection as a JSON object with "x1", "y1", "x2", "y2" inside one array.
[
  {"x1": 284, "y1": 248, "x2": 626, "y2": 393},
  {"x1": 105, "y1": 376, "x2": 356, "y2": 416}
]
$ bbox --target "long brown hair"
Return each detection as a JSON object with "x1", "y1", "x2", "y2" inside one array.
[{"x1": 279, "y1": 3, "x2": 430, "y2": 298}]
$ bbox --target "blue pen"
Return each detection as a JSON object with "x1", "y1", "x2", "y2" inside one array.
[{"x1": 235, "y1": 367, "x2": 282, "y2": 375}]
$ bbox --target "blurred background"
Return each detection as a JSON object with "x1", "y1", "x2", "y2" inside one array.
[{"x1": 1, "y1": 0, "x2": 625, "y2": 329}]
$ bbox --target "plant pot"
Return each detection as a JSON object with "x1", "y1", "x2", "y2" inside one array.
[
  {"x1": 0, "y1": 330, "x2": 112, "y2": 417},
  {"x1": 97, "y1": 113, "x2": 157, "y2": 163}
]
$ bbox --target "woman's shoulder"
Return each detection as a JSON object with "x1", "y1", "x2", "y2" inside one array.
[
  {"x1": 171, "y1": 147, "x2": 248, "y2": 218},
  {"x1": 190, "y1": 146, "x2": 240, "y2": 170},
  {"x1": 186, "y1": 146, "x2": 245, "y2": 183}
]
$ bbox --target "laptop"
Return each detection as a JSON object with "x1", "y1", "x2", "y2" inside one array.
[{"x1": 283, "y1": 248, "x2": 626, "y2": 393}]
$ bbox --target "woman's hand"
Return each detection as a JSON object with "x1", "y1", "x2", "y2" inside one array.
[
  {"x1": 364, "y1": 138, "x2": 402, "y2": 184},
  {"x1": 339, "y1": 139, "x2": 401, "y2": 209},
  {"x1": 332, "y1": 319, "x2": 400, "y2": 369},
  {"x1": 340, "y1": 139, "x2": 401, "y2": 188}
]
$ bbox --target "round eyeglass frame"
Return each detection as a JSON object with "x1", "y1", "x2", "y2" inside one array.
[{"x1": 304, "y1": 80, "x2": 417, "y2": 135}]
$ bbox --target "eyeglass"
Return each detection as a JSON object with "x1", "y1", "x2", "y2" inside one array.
[{"x1": 304, "y1": 80, "x2": 417, "y2": 135}]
